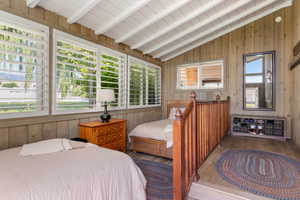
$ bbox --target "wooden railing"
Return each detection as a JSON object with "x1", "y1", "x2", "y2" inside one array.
[{"x1": 173, "y1": 92, "x2": 230, "y2": 200}]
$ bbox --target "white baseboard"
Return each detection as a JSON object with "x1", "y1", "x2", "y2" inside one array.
[{"x1": 188, "y1": 182, "x2": 271, "y2": 200}]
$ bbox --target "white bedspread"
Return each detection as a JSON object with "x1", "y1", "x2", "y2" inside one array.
[
  {"x1": 0, "y1": 145, "x2": 146, "y2": 200},
  {"x1": 129, "y1": 119, "x2": 173, "y2": 148}
]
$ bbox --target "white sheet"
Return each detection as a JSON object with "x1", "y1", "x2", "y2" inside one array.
[
  {"x1": 129, "y1": 119, "x2": 173, "y2": 148},
  {"x1": 0, "y1": 145, "x2": 146, "y2": 200}
]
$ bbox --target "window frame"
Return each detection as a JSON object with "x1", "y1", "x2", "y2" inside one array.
[
  {"x1": 176, "y1": 60, "x2": 224, "y2": 90},
  {"x1": 0, "y1": 11, "x2": 49, "y2": 119},
  {"x1": 127, "y1": 56, "x2": 161, "y2": 109}
]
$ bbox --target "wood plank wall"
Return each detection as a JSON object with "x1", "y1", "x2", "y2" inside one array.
[
  {"x1": 0, "y1": 108, "x2": 162, "y2": 150},
  {"x1": 292, "y1": 0, "x2": 300, "y2": 146},
  {"x1": 162, "y1": 7, "x2": 294, "y2": 138},
  {"x1": 0, "y1": 0, "x2": 163, "y2": 150}
]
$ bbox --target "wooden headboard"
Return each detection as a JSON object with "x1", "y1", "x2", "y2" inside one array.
[{"x1": 167, "y1": 100, "x2": 188, "y2": 116}]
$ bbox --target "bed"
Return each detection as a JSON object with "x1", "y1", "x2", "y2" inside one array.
[
  {"x1": 0, "y1": 140, "x2": 146, "y2": 200},
  {"x1": 129, "y1": 100, "x2": 187, "y2": 159}
]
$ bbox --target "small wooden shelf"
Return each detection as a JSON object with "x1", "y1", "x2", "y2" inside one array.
[{"x1": 231, "y1": 114, "x2": 286, "y2": 140}]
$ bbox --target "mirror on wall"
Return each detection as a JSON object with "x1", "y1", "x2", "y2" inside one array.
[{"x1": 243, "y1": 51, "x2": 275, "y2": 111}]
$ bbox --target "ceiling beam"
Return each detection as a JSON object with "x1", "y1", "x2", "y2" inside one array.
[
  {"x1": 67, "y1": 0, "x2": 103, "y2": 24},
  {"x1": 130, "y1": 0, "x2": 224, "y2": 50},
  {"x1": 161, "y1": 0, "x2": 293, "y2": 61},
  {"x1": 26, "y1": 0, "x2": 41, "y2": 8},
  {"x1": 95, "y1": 0, "x2": 151, "y2": 35},
  {"x1": 154, "y1": 0, "x2": 275, "y2": 58},
  {"x1": 115, "y1": 0, "x2": 192, "y2": 43},
  {"x1": 145, "y1": 0, "x2": 251, "y2": 55}
]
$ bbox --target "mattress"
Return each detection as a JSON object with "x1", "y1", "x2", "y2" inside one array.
[
  {"x1": 0, "y1": 145, "x2": 146, "y2": 200},
  {"x1": 129, "y1": 119, "x2": 173, "y2": 148}
]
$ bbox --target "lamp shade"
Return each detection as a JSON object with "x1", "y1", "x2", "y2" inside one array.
[{"x1": 99, "y1": 89, "x2": 115, "y2": 102}]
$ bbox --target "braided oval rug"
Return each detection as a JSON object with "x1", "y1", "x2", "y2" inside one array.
[{"x1": 216, "y1": 150, "x2": 300, "y2": 200}]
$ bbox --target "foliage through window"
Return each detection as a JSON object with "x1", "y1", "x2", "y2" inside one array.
[
  {"x1": 99, "y1": 49, "x2": 126, "y2": 109},
  {"x1": 0, "y1": 12, "x2": 48, "y2": 118},
  {"x1": 128, "y1": 57, "x2": 161, "y2": 107},
  {"x1": 53, "y1": 31, "x2": 126, "y2": 113},
  {"x1": 177, "y1": 60, "x2": 224, "y2": 90},
  {"x1": 54, "y1": 39, "x2": 97, "y2": 112}
]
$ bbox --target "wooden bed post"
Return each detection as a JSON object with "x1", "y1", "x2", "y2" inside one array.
[
  {"x1": 173, "y1": 108, "x2": 185, "y2": 200},
  {"x1": 216, "y1": 95, "x2": 221, "y2": 143},
  {"x1": 190, "y1": 92, "x2": 199, "y2": 181}
]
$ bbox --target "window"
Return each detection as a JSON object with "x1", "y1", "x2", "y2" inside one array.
[
  {"x1": 128, "y1": 56, "x2": 161, "y2": 108},
  {"x1": 0, "y1": 11, "x2": 49, "y2": 118},
  {"x1": 53, "y1": 30, "x2": 126, "y2": 114},
  {"x1": 177, "y1": 60, "x2": 224, "y2": 90},
  {"x1": 99, "y1": 48, "x2": 126, "y2": 109}
]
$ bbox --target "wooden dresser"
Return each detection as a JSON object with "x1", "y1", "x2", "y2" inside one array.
[{"x1": 79, "y1": 119, "x2": 126, "y2": 152}]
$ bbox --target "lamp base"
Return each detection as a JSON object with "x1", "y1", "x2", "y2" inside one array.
[{"x1": 100, "y1": 113, "x2": 111, "y2": 123}]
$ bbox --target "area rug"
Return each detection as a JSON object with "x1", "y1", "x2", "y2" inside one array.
[
  {"x1": 134, "y1": 159, "x2": 173, "y2": 200},
  {"x1": 216, "y1": 149, "x2": 300, "y2": 200}
]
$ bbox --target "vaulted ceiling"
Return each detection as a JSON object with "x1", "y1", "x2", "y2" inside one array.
[{"x1": 26, "y1": 0, "x2": 293, "y2": 61}]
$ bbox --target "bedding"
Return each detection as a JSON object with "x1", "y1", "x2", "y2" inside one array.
[
  {"x1": 20, "y1": 138, "x2": 71, "y2": 156},
  {"x1": 129, "y1": 119, "x2": 173, "y2": 148},
  {"x1": 20, "y1": 139, "x2": 92, "y2": 156},
  {"x1": 0, "y1": 143, "x2": 146, "y2": 200}
]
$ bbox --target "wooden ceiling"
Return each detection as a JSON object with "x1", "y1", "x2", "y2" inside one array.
[{"x1": 26, "y1": 0, "x2": 293, "y2": 61}]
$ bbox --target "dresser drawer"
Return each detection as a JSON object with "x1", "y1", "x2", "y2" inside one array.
[
  {"x1": 97, "y1": 131, "x2": 122, "y2": 145},
  {"x1": 94, "y1": 123, "x2": 124, "y2": 136}
]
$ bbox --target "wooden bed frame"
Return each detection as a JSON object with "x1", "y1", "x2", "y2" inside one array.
[{"x1": 130, "y1": 100, "x2": 187, "y2": 159}]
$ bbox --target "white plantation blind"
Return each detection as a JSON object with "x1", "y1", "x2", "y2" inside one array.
[
  {"x1": 54, "y1": 31, "x2": 98, "y2": 113},
  {"x1": 0, "y1": 11, "x2": 48, "y2": 118},
  {"x1": 99, "y1": 48, "x2": 126, "y2": 109},
  {"x1": 177, "y1": 60, "x2": 224, "y2": 90},
  {"x1": 128, "y1": 57, "x2": 161, "y2": 108},
  {"x1": 53, "y1": 30, "x2": 127, "y2": 113}
]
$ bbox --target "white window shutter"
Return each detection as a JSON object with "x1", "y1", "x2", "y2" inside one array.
[
  {"x1": 0, "y1": 11, "x2": 49, "y2": 119},
  {"x1": 99, "y1": 48, "x2": 126, "y2": 110},
  {"x1": 53, "y1": 30, "x2": 98, "y2": 114},
  {"x1": 128, "y1": 56, "x2": 161, "y2": 108}
]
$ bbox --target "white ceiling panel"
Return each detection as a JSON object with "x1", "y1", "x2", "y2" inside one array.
[{"x1": 29, "y1": 0, "x2": 293, "y2": 61}]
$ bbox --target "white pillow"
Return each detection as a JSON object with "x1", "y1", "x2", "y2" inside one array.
[
  {"x1": 168, "y1": 107, "x2": 185, "y2": 120},
  {"x1": 20, "y1": 138, "x2": 72, "y2": 156}
]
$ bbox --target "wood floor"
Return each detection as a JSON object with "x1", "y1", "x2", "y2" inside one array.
[{"x1": 195, "y1": 136, "x2": 300, "y2": 200}]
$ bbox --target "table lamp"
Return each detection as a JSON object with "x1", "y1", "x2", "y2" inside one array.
[{"x1": 99, "y1": 89, "x2": 115, "y2": 123}]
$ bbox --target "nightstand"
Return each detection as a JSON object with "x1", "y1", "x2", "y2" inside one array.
[{"x1": 79, "y1": 119, "x2": 126, "y2": 152}]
